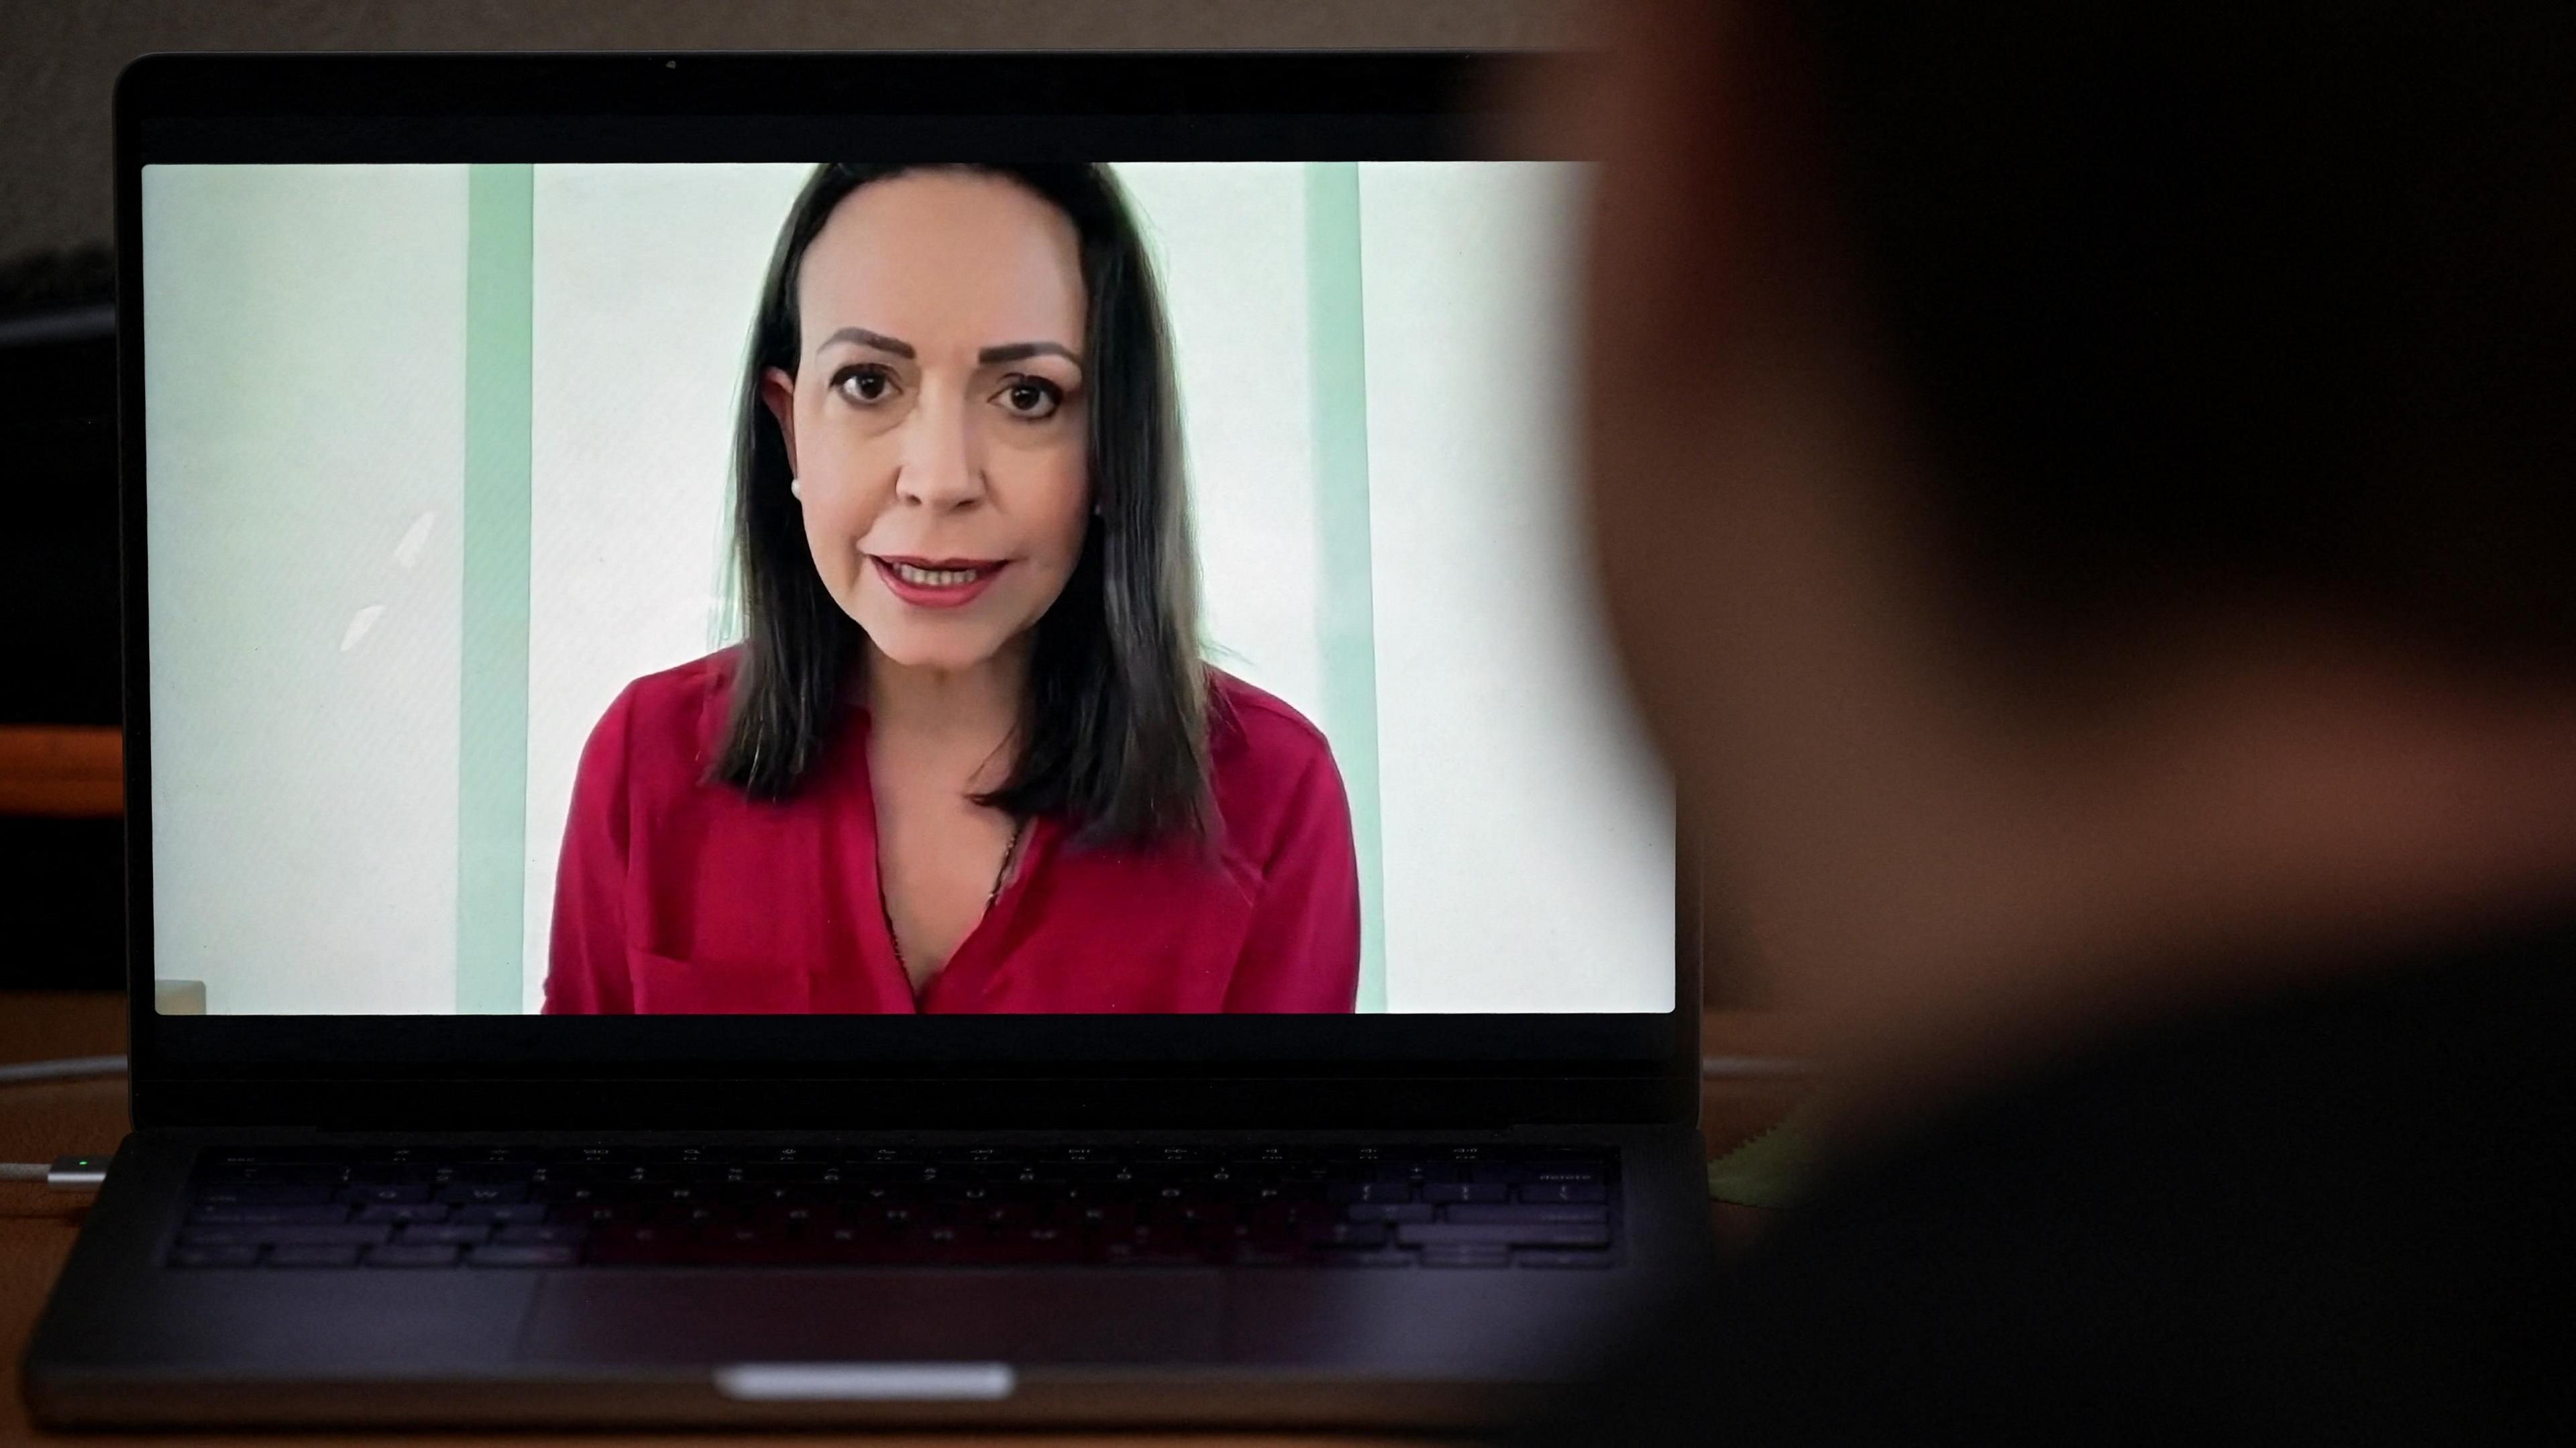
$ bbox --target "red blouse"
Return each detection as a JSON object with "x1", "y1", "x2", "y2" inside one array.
[{"x1": 541, "y1": 651, "x2": 1359, "y2": 1014}]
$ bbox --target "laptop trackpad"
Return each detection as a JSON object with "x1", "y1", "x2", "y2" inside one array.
[{"x1": 519, "y1": 1272, "x2": 1224, "y2": 1366}]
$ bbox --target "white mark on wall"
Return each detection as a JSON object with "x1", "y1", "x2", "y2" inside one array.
[
  {"x1": 393, "y1": 510, "x2": 437, "y2": 569},
  {"x1": 340, "y1": 604, "x2": 387, "y2": 653}
]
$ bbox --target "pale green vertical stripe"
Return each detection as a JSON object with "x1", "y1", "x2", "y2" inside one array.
[
  {"x1": 455, "y1": 164, "x2": 534, "y2": 1015},
  {"x1": 1304, "y1": 162, "x2": 1389, "y2": 1014}
]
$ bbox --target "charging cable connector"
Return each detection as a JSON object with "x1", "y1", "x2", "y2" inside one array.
[{"x1": 0, "y1": 1156, "x2": 111, "y2": 1192}]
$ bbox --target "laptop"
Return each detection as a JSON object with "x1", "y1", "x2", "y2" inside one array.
[{"x1": 25, "y1": 50, "x2": 1711, "y2": 1430}]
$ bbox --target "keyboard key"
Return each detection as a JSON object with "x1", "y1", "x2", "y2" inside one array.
[
  {"x1": 366, "y1": 1244, "x2": 461, "y2": 1268},
  {"x1": 692, "y1": 1164, "x2": 780, "y2": 1188},
  {"x1": 339, "y1": 1184, "x2": 433, "y2": 1205},
  {"x1": 1341, "y1": 1203, "x2": 1436, "y2": 1224},
  {"x1": 205, "y1": 1163, "x2": 344, "y2": 1187},
  {"x1": 195, "y1": 1183, "x2": 333, "y2": 1206},
  {"x1": 168, "y1": 1245, "x2": 262, "y2": 1268},
  {"x1": 173, "y1": 1227, "x2": 262, "y2": 1247},
  {"x1": 466, "y1": 1244, "x2": 578, "y2": 1268},
  {"x1": 207, "y1": 1150, "x2": 323, "y2": 1167},
  {"x1": 751, "y1": 1202, "x2": 828, "y2": 1231},
  {"x1": 343, "y1": 1164, "x2": 437, "y2": 1186},
  {"x1": 1423, "y1": 1182, "x2": 1510, "y2": 1205},
  {"x1": 1515, "y1": 1249, "x2": 1615, "y2": 1268},
  {"x1": 182, "y1": 1223, "x2": 390, "y2": 1247},
  {"x1": 1008, "y1": 1225, "x2": 1082, "y2": 1256},
  {"x1": 190, "y1": 1204, "x2": 350, "y2": 1225},
  {"x1": 1395, "y1": 1223, "x2": 1613, "y2": 1249},
  {"x1": 437, "y1": 1183, "x2": 528, "y2": 1206},
  {"x1": 395, "y1": 1224, "x2": 491, "y2": 1247},
  {"x1": 1525, "y1": 1160, "x2": 1608, "y2": 1182},
  {"x1": 1329, "y1": 1144, "x2": 1431, "y2": 1164},
  {"x1": 1320, "y1": 1251, "x2": 1415, "y2": 1268},
  {"x1": 651, "y1": 1203, "x2": 741, "y2": 1229},
  {"x1": 1097, "y1": 1243, "x2": 1210, "y2": 1268},
  {"x1": 1444, "y1": 1203, "x2": 1609, "y2": 1225},
  {"x1": 1302, "y1": 1221, "x2": 1391, "y2": 1249},
  {"x1": 1324, "y1": 1182, "x2": 1414, "y2": 1205},
  {"x1": 1418, "y1": 1243, "x2": 1512, "y2": 1269},
  {"x1": 494, "y1": 1224, "x2": 588, "y2": 1246},
  {"x1": 457, "y1": 1203, "x2": 550, "y2": 1225},
  {"x1": 1374, "y1": 1162, "x2": 1466, "y2": 1184},
  {"x1": 356, "y1": 1203, "x2": 450, "y2": 1224},
  {"x1": 1517, "y1": 1183, "x2": 1609, "y2": 1205},
  {"x1": 588, "y1": 1225, "x2": 685, "y2": 1264},
  {"x1": 267, "y1": 1244, "x2": 362, "y2": 1268}
]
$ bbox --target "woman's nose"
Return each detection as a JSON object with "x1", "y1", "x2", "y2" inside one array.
[{"x1": 893, "y1": 404, "x2": 984, "y2": 511}]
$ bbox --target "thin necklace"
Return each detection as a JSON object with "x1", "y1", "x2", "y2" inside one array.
[{"x1": 883, "y1": 816, "x2": 1028, "y2": 978}]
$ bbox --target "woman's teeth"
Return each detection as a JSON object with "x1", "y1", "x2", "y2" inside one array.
[{"x1": 890, "y1": 561, "x2": 985, "y2": 587}]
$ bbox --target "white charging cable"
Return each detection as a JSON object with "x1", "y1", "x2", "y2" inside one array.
[
  {"x1": 0, "y1": 1054, "x2": 126, "y2": 1085},
  {"x1": 0, "y1": 1156, "x2": 111, "y2": 1190},
  {"x1": 0, "y1": 1054, "x2": 127, "y2": 1192}
]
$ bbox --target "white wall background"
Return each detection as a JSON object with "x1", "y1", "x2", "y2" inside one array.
[
  {"x1": 1117, "y1": 163, "x2": 1326, "y2": 718},
  {"x1": 144, "y1": 160, "x2": 1672, "y2": 1015},
  {"x1": 1360, "y1": 164, "x2": 1674, "y2": 1013},
  {"x1": 142, "y1": 164, "x2": 468, "y2": 1014}
]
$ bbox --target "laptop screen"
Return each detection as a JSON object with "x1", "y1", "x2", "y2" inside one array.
[{"x1": 136, "y1": 150, "x2": 1671, "y2": 1021}]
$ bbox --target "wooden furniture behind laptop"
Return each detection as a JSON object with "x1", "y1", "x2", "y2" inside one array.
[{"x1": 0, "y1": 726, "x2": 120, "y2": 818}]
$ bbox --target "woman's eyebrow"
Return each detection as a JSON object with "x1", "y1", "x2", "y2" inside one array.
[
  {"x1": 817, "y1": 325, "x2": 913, "y2": 358},
  {"x1": 978, "y1": 341, "x2": 1082, "y2": 369}
]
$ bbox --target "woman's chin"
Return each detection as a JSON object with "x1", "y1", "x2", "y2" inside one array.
[{"x1": 858, "y1": 626, "x2": 1008, "y2": 676}]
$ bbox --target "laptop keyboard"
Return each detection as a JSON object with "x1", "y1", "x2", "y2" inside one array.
[{"x1": 170, "y1": 1143, "x2": 1619, "y2": 1271}]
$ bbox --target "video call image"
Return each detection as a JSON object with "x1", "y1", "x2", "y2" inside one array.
[{"x1": 140, "y1": 160, "x2": 1672, "y2": 1017}]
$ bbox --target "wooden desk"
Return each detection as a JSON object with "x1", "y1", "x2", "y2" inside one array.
[{"x1": 0, "y1": 993, "x2": 1807, "y2": 1444}]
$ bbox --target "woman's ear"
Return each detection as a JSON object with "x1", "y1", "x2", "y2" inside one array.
[{"x1": 759, "y1": 366, "x2": 799, "y2": 475}]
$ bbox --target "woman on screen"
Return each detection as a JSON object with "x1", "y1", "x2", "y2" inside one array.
[{"x1": 543, "y1": 162, "x2": 1360, "y2": 1015}]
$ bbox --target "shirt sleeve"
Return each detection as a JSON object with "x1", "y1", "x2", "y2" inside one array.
[
  {"x1": 1223, "y1": 746, "x2": 1362, "y2": 1013},
  {"x1": 541, "y1": 684, "x2": 639, "y2": 1015}
]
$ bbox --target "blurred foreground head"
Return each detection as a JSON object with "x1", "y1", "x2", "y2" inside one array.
[{"x1": 1558, "y1": 3, "x2": 2576, "y2": 1093}]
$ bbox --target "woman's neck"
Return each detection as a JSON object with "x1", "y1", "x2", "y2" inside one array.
[{"x1": 863, "y1": 636, "x2": 1030, "y2": 778}]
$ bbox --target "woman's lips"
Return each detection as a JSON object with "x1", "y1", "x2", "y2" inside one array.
[{"x1": 870, "y1": 554, "x2": 1008, "y2": 609}]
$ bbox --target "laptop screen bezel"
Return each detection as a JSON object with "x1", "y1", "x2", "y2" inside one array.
[{"x1": 114, "y1": 51, "x2": 1702, "y2": 1130}]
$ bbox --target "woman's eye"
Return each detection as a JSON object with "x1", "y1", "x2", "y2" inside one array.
[
  {"x1": 992, "y1": 376, "x2": 1064, "y2": 420},
  {"x1": 834, "y1": 366, "x2": 898, "y2": 405}
]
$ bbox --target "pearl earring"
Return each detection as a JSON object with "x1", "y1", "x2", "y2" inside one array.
[{"x1": 790, "y1": 478, "x2": 803, "y2": 500}]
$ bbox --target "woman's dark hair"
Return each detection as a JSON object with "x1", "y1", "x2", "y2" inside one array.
[{"x1": 712, "y1": 162, "x2": 1210, "y2": 848}]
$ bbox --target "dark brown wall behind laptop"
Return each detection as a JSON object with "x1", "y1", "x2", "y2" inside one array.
[{"x1": 0, "y1": 0, "x2": 1574, "y2": 261}]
